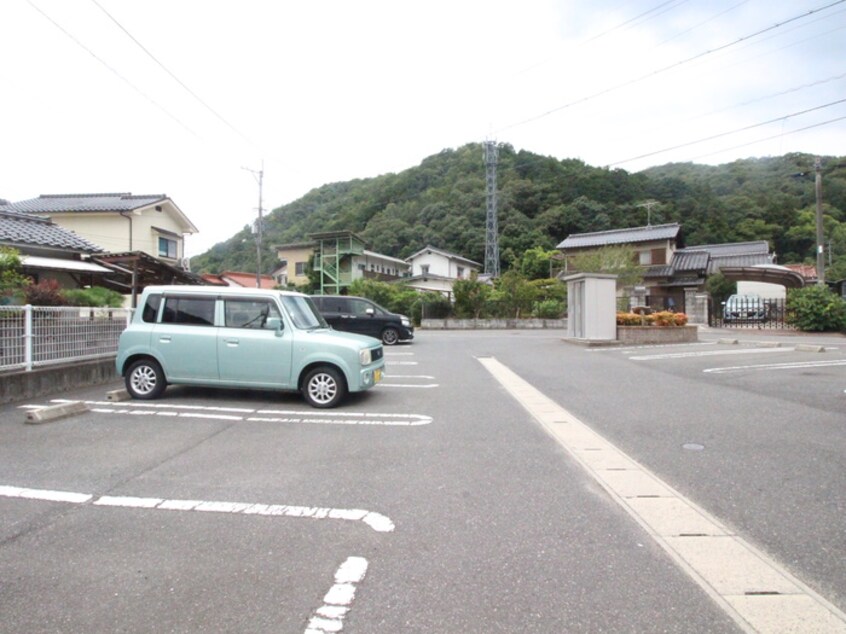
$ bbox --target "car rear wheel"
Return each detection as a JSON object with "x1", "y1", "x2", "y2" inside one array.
[
  {"x1": 302, "y1": 366, "x2": 346, "y2": 408},
  {"x1": 381, "y1": 327, "x2": 399, "y2": 345},
  {"x1": 125, "y1": 358, "x2": 166, "y2": 400}
]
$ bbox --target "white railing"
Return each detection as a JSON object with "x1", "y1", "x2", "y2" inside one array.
[{"x1": 0, "y1": 305, "x2": 132, "y2": 372}]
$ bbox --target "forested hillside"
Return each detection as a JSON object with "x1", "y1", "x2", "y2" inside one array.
[{"x1": 191, "y1": 143, "x2": 846, "y2": 280}]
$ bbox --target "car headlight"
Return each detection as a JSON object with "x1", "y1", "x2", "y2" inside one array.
[
  {"x1": 401, "y1": 317, "x2": 410, "y2": 327},
  {"x1": 359, "y1": 348, "x2": 372, "y2": 365}
]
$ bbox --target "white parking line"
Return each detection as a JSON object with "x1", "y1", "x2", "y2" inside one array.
[
  {"x1": 704, "y1": 359, "x2": 846, "y2": 374},
  {"x1": 34, "y1": 401, "x2": 432, "y2": 426},
  {"x1": 377, "y1": 384, "x2": 438, "y2": 389},
  {"x1": 0, "y1": 485, "x2": 394, "y2": 532},
  {"x1": 630, "y1": 348, "x2": 787, "y2": 361},
  {"x1": 478, "y1": 356, "x2": 846, "y2": 634},
  {"x1": 305, "y1": 556, "x2": 369, "y2": 634}
]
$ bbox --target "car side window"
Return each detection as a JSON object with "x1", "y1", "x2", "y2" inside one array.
[
  {"x1": 328, "y1": 298, "x2": 346, "y2": 313},
  {"x1": 348, "y1": 298, "x2": 370, "y2": 315},
  {"x1": 161, "y1": 296, "x2": 215, "y2": 326},
  {"x1": 224, "y1": 298, "x2": 281, "y2": 329},
  {"x1": 141, "y1": 294, "x2": 162, "y2": 323}
]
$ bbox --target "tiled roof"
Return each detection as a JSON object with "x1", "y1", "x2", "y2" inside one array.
[
  {"x1": 220, "y1": 271, "x2": 277, "y2": 289},
  {"x1": 557, "y1": 223, "x2": 680, "y2": 250},
  {"x1": 0, "y1": 209, "x2": 104, "y2": 252},
  {"x1": 405, "y1": 245, "x2": 482, "y2": 267},
  {"x1": 708, "y1": 252, "x2": 773, "y2": 275},
  {"x1": 684, "y1": 240, "x2": 769, "y2": 256},
  {"x1": 671, "y1": 250, "x2": 710, "y2": 272},
  {"x1": 783, "y1": 263, "x2": 817, "y2": 280},
  {"x1": 1, "y1": 193, "x2": 167, "y2": 214}
]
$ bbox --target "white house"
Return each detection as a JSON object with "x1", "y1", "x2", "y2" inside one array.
[
  {"x1": 404, "y1": 245, "x2": 482, "y2": 296},
  {"x1": 2, "y1": 193, "x2": 199, "y2": 268}
]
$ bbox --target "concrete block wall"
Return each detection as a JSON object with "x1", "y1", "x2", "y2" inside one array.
[{"x1": 0, "y1": 360, "x2": 118, "y2": 405}]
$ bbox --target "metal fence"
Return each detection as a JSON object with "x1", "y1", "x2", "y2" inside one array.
[
  {"x1": 0, "y1": 305, "x2": 132, "y2": 373},
  {"x1": 708, "y1": 297, "x2": 793, "y2": 330}
]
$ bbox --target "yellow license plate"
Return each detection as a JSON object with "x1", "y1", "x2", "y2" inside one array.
[{"x1": 374, "y1": 369, "x2": 382, "y2": 383}]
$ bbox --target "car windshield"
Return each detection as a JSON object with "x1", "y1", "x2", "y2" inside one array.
[{"x1": 281, "y1": 295, "x2": 328, "y2": 330}]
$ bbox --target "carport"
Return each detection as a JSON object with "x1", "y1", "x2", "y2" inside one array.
[{"x1": 718, "y1": 265, "x2": 806, "y2": 289}]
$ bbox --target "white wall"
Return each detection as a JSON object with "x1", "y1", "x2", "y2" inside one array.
[{"x1": 737, "y1": 281, "x2": 786, "y2": 300}]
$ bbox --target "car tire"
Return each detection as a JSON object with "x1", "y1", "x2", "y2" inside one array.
[
  {"x1": 302, "y1": 366, "x2": 346, "y2": 408},
  {"x1": 381, "y1": 327, "x2": 399, "y2": 345},
  {"x1": 125, "y1": 358, "x2": 166, "y2": 400}
]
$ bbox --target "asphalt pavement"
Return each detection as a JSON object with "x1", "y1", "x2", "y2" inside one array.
[{"x1": 0, "y1": 327, "x2": 843, "y2": 633}]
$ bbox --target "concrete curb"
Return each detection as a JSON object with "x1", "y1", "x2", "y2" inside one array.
[{"x1": 25, "y1": 401, "x2": 89, "y2": 424}]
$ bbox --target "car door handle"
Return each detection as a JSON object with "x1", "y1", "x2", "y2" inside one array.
[
  {"x1": 224, "y1": 338, "x2": 239, "y2": 346},
  {"x1": 158, "y1": 336, "x2": 172, "y2": 343}
]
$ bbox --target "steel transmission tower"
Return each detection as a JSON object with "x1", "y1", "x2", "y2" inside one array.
[{"x1": 484, "y1": 141, "x2": 500, "y2": 278}]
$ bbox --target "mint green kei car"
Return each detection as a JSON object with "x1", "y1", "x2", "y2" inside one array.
[{"x1": 116, "y1": 286, "x2": 384, "y2": 408}]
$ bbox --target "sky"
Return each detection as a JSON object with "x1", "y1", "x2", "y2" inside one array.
[{"x1": 2, "y1": 0, "x2": 845, "y2": 257}]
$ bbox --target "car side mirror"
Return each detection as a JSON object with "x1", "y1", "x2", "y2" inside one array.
[{"x1": 266, "y1": 316, "x2": 283, "y2": 335}]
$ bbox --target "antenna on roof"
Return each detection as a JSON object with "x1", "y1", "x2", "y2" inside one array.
[{"x1": 636, "y1": 200, "x2": 660, "y2": 227}]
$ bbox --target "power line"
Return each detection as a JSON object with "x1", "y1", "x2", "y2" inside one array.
[
  {"x1": 89, "y1": 0, "x2": 256, "y2": 148},
  {"x1": 25, "y1": 0, "x2": 199, "y2": 139},
  {"x1": 498, "y1": 0, "x2": 846, "y2": 134},
  {"x1": 610, "y1": 98, "x2": 846, "y2": 166},
  {"x1": 690, "y1": 114, "x2": 846, "y2": 163}
]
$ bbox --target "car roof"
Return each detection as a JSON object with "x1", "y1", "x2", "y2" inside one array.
[{"x1": 143, "y1": 285, "x2": 306, "y2": 298}]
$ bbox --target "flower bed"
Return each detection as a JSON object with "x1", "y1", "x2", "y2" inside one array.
[
  {"x1": 616, "y1": 311, "x2": 697, "y2": 344},
  {"x1": 617, "y1": 311, "x2": 688, "y2": 326}
]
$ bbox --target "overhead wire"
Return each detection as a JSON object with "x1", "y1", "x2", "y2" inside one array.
[
  {"x1": 609, "y1": 98, "x2": 846, "y2": 166},
  {"x1": 497, "y1": 0, "x2": 846, "y2": 134},
  {"x1": 25, "y1": 0, "x2": 200, "y2": 139},
  {"x1": 89, "y1": 0, "x2": 256, "y2": 149}
]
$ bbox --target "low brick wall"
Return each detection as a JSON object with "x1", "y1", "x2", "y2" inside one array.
[
  {"x1": 0, "y1": 359, "x2": 118, "y2": 405},
  {"x1": 422, "y1": 318, "x2": 566, "y2": 330},
  {"x1": 617, "y1": 325, "x2": 698, "y2": 345}
]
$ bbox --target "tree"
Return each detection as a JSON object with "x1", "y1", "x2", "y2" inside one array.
[
  {"x1": 568, "y1": 245, "x2": 643, "y2": 288},
  {"x1": 453, "y1": 272, "x2": 490, "y2": 319},
  {"x1": 491, "y1": 271, "x2": 538, "y2": 318},
  {"x1": 705, "y1": 272, "x2": 736, "y2": 307},
  {"x1": 518, "y1": 246, "x2": 558, "y2": 280},
  {"x1": 0, "y1": 247, "x2": 31, "y2": 302}
]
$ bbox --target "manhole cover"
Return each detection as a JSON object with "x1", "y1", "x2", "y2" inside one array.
[{"x1": 683, "y1": 443, "x2": 705, "y2": 451}]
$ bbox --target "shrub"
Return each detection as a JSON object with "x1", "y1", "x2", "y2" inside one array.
[
  {"x1": 532, "y1": 299, "x2": 565, "y2": 319},
  {"x1": 62, "y1": 286, "x2": 125, "y2": 307},
  {"x1": 786, "y1": 285, "x2": 846, "y2": 332},
  {"x1": 24, "y1": 279, "x2": 67, "y2": 306}
]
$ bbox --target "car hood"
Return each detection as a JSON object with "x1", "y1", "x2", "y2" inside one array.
[{"x1": 302, "y1": 327, "x2": 380, "y2": 348}]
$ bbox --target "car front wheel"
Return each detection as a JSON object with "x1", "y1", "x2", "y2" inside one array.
[
  {"x1": 381, "y1": 327, "x2": 399, "y2": 345},
  {"x1": 125, "y1": 358, "x2": 166, "y2": 400},
  {"x1": 303, "y1": 366, "x2": 346, "y2": 408}
]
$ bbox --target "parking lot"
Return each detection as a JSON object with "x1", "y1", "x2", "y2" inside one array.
[{"x1": 1, "y1": 329, "x2": 844, "y2": 633}]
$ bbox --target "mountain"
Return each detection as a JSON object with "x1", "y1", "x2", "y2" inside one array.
[{"x1": 189, "y1": 144, "x2": 846, "y2": 278}]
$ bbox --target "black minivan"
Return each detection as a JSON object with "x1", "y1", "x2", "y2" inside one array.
[{"x1": 311, "y1": 295, "x2": 414, "y2": 345}]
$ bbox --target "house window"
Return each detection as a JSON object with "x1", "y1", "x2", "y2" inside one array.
[
  {"x1": 638, "y1": 251, "x2": 651, "y2": 265},
  {"x1": 421, "y1": 264, "x2": 429, "y2": 274},
  {"x1": 158, "y1": 236, "x2": 178, "y2": 259},
  {"x1": 457, "y1": 266, "x2": 465, "y2": 278},
  {"x1": 651, "y1": 248, "x2": 666, "y2": 265},
  {"x1": 295, "y1": 262, "x2": 306, "y2": 276}
]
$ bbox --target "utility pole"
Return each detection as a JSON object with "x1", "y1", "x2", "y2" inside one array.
[
  {"x1": 484, "y1": 140, "x2": 500, "y2": 278},
  {"x1": 814, "y1": 157, "x2": 825, "y2": 286},
  {"x1": 243, "y1": 161, "x2": 265, "y2": 288}
]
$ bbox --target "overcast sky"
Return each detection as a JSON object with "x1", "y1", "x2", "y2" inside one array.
[{"x1": 2, "y1": 0, "x2": 844, "y2": 257}]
